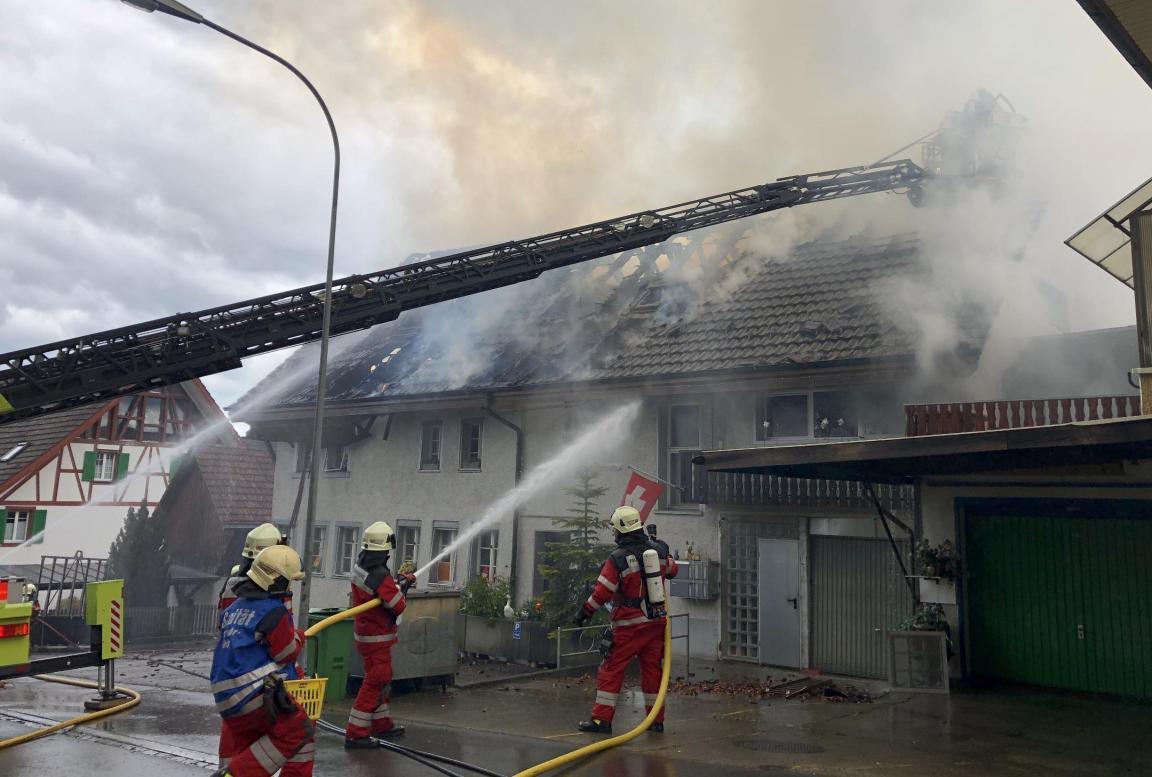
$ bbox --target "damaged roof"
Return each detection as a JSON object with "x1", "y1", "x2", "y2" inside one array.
[{"x1": 238, "y1": 231, "x2": 922, "y2": 415}]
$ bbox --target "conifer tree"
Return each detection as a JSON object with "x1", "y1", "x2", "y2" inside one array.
[
  {"x1": 538, "y1": 469, "x2": 614, "y2": 628},
  {"x1": 107, "y1": 499, "x2": 170, "y2": 606}
]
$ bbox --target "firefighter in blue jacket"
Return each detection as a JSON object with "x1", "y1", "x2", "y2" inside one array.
[{"x1": 211, "y1": 544, "x2": 312, "y2": 777}]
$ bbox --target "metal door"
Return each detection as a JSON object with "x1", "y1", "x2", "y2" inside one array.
[
  {"x1": 810, "y1": 536, "x2": 913, "y2": 679},
  {"x1": 757, "y1": 538, "x2": 801, "y2": 667}
]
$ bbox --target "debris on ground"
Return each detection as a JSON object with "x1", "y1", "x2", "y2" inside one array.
[{"x1": 666, "y1": 675, "x2": 872, "y2": 703}]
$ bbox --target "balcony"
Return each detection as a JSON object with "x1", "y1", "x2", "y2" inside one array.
[
  {"x1": 672, "y1": 450, "x2": 914, "y2": 514},
  {"x1": 904, "y1": 395, "x2": 1141, "y2": 437}
]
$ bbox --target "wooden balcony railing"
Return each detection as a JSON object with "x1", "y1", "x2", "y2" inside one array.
[
  {"x1": 904, "y1": 395, "x2": 1141, "y2": 437},
  {"x1": 672, "y1": 451, "x2": 914, "y2": 514}
]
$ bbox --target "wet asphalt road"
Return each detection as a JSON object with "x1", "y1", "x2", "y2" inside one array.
[{"x1": 0, "y1": 669, "x2": 765, "y2": 777}]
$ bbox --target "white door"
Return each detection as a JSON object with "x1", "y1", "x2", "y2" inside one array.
[{"x1": 757, "y1": 538, "x2": 801, "y2": 667}]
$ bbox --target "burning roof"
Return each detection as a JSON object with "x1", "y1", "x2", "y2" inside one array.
[{"x1": 236, "y1": 230, "x2": 924, "y2": 415}]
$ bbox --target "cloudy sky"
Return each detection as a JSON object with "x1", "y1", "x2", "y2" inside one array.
[{"x1": 2, "y1": 1, "x2": 1151, "y2": 411}]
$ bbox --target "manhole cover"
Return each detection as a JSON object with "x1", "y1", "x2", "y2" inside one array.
[{"x1": 734, "y1": 739, "x2": 825, "y2": 754}]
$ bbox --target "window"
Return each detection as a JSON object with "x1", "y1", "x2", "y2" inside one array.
[
  {"x1": 755, "y1": 394, "x2": 810, "y2": 440},
  {"x1": 116, "y1": 396, "x2": 142, "y2": 441},
  {"x1": 324, "y1": 445, "x2": 350, "y2": 473},
  {"x1": 396, "y1": 523, "x2": 421, "y2": 569},
  {"x1": 460, "y1": 419, "x2": 483, "y2": 470},
  {"x1": 665, "y1": 404, "x2": 702, "y2": 509},
  {"x1": 94, "y1": 451, "x2": 119, "y2": 482},
  {"x1": 335, "y1": 526, "x2": 359, "y2": 576},
  {"x1": 142, "y1": 396, "x2": 164, "y2": 442},
  {"x1": 669, "y1": 405, "x2": 701, "y2": 448},
  {"x1": 532, "y1": 531, "x2": 569, "y2": 595},
  {"x1": 473, "y1": 530, "x2": 498, "y2": 580},
  {"x1": 4, "y1": 509, "x2": 30, "y2": 543},
  {"x1": 813, "y1": 391, "x2": 859, "y2": 438},
  {"x1": 420, "y1": 422, "x2": 442, "y2": 471},
  {"x1": 430, "y1": 526, "x2": 458, "y2": 583},
  {"x1": 310, "y1": 525, "x2": 327, "y2": 575},
  {"x1": 0, "y1": 442, "x2": 28, "y2": 463}
]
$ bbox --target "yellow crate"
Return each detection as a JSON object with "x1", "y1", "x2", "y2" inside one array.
[{"x1": 284, "y1": 677, "x2": 328, "y2": 721}]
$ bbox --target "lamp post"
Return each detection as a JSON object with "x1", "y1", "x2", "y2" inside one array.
[{"x1": 122, "y1": 0, "x2": 338, "y2": 650}]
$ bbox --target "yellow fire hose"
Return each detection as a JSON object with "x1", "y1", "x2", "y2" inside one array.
[
  {"x1": 306, "y1": 596, "x2": 674, "y2": 776},
  {"x1": 0, "y1": 673, "x2": 142, "y2": 750}
]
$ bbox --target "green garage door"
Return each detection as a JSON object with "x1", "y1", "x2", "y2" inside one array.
[{"x1": 966, "y1": 511, "x2": 1152, "y2": 699}]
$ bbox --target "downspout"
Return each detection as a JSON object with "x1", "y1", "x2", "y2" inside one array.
[{"x1": 485, "y1": 397, "x2": 524, "y2": 598}]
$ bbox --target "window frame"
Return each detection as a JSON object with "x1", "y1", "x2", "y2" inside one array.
[
  {"x1": 4, "y1": 509, "x2": 31, "y2": 544},
  {"x1": 93, "y1": 450, "x2": 119, "y2": 483},
  {"x1": 324, "y1": 445, "x2": 350, "y2": 473},
  {"x1": 333, "y1": 524, "x2": 360, "y2": 577},
  {"x1": 755, "y1": 392, "x2": 814, "y2": 442},
  {"x1": 430, "y1": 524, "x2": 459, "y2": 584},
  {"x1": 309, "y1": 524, "x2": 328, "y2": 576},
  {"x1": 459, "y1": 418, "x2": 483, "y2": 471},
  {"x1": 473, "y1": 529, "x2": 499, "y2": 581},
  {"x1": 668, "y1": 403, "x2": 702, "y2": 450},
  {"x1": 396, "y1": 522, "x2": 421, "y2": 570},
  {"x1": 664, "y1": 403, "x2": 703, "y2": 510},
  {"x1": 419, "y1": 421, "x2": 443, "y2": 472}
]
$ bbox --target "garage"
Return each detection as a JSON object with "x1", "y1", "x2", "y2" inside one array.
[{"x1": 964, "y1": 500, "x2": 1152, "y2": 699}]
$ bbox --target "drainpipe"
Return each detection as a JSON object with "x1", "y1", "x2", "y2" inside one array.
[{"x1": 484, "y1": 397, "x2": 523, "y2": 598}]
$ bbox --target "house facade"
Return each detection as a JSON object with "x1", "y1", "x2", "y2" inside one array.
[
  {"x1": 242, "y1": 231, "x2": 936, "y2": 663},
  {"x1": 0, "y1": 381, "x2": 233, "y2": 577}
]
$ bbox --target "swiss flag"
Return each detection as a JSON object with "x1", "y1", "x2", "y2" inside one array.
[{"x1": 620, "y1": 472, "x2": 663, "y2": 522}]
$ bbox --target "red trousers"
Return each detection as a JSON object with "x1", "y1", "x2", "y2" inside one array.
[
  {"x1": 591, "y1": 620, "x2": 666, "y2": 723},
  {"x1": 347, "y1": 647, "x2": 395, "y2": 737},
  {"x1": 218, "y1": 705, "x2": 314, "y2": 776}
]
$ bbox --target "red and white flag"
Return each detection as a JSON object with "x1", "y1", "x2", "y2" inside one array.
[{"x1": 620, "y1": 471, "x2": 663, "y2": 522}]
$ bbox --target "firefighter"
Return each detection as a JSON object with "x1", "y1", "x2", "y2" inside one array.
[
  {"x1": 576, "y1": 505, "x2": 678, "y2": 734},
  {"x1": 210, "y1": 544, "x2": 312, "y2": 777},
  {"x1": 345, "y1": 520, "x2": 416, "y2": 747},
  {"x1": 218, "y1": 523, "x2": 286, "y2": 616}
]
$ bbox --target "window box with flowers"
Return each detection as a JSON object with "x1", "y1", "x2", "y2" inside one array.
[{"x1": 912, "y1": 540, "x2": 961, "y2": 604}]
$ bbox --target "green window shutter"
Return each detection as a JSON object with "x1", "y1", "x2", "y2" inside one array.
[
  {"x1": 81, "y1": 451, "x2": 96, "y2": 482},
  {"x1": 31, "y1": 510, "x2": 46, "y2": 544},
  {"x1": 116, "y1": 453, "x2": 130, "y2": 482}
]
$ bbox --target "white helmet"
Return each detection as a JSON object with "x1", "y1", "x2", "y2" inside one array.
[
  {"x1": 610, "y1": 506, "x2": 643, "y2": 534},
  {"x1": 247, "y1": 545, "x2": 305, "y2": 591},
  {"x1": 362, "y1": 521, "x2": 395, "y2": 552},
  {"x1": 22, "y1": 583, "x2": 37, "y2": 601},
  {"x1": 243, "y1": 523, "x2": 284, "y2": 559}
]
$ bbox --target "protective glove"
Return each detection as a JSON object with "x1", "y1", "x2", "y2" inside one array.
[
  {"x1": 573, "y1": 612, "x2": 591, "y2": 628},
  {"x1": 398, "y1": 573, "x2": 416, "y2": 594}
]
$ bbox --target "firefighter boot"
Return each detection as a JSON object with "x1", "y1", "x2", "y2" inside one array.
[
  {"x1": 345, "y1": 736, "x2": 378, "y2": 749},
  {"x1": 649, "y1": 722, "x2": 664, "y2": 733},
  {"x1": 577, "y1": 718, "x2": 612, "y2": 734}
]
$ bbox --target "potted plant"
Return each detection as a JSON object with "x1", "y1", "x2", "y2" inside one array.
[{"x1": 914, "y1": 540, "x2": 960, "y2": 604}]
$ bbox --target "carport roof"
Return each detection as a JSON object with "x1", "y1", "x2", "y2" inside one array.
[
  {"x1": 1080, "y1": 0, "x2": 1152, "y2": 90},
  {"x1": 694, "y1": 416, "x2": 1152, "y2": 484}
]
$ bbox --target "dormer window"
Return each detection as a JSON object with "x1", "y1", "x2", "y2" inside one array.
[{"x1": 0, "y1": 442, "x2": 28, "y2": 463}]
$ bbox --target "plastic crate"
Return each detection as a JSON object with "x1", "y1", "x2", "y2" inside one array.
[{"x1": 284, "y1": 677, "x2": 328, "y2": 720}]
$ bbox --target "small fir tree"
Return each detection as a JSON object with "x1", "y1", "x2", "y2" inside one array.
[
  {"x1": 538, "y1": 469, "x2": 614, "y2": 628},
  {"x1": 107, "y1": 499, "x2": 170, "y2": 607}
]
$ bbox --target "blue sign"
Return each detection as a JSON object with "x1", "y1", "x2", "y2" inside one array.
[{"x1": 512, "y1": 621, "x2": 523, "y2": 640}]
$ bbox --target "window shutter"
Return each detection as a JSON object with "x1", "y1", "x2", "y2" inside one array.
[
  {"x1": 31, "y1": 510, "x2": 46, "y2": 544},
  {"x1": 81, "y1": 451, "x2": 96, "y2": 482},
  {"x1": 116, "y1": 453, "x2": 130, "y2": 481}
]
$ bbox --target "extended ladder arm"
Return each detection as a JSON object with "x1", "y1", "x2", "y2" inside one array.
[{"x1": 0, "y1": 160, "x2": 925, "y2": 424}]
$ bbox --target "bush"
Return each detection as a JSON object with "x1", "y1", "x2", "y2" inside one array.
[{"x1": 459, "y1": 575, "x2": 511, "y2": 618}]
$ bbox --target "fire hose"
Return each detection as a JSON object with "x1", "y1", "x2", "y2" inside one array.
[
  {"x1": 305, "y1": 597, "x2": 674, "y2": 777},
  {"x1": 0, "y1": 673, "x2": 142, "y2": 751}
]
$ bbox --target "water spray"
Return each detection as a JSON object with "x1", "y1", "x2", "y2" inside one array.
[{"x1": 414, "y1": 401, "x2": 641, "y2": 579}]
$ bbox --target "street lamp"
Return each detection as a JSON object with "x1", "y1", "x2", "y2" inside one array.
[{"x1": 122, "y1": 0, "x2": 339, "y2": 647}]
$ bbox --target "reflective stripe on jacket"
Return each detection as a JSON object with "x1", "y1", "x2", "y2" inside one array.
[
  {"x1": 582, "y1": 537, "x2": 678, "y2": 628},
  {"x1": 211, "y1": 596, "x2": 300, "y2": 718}
]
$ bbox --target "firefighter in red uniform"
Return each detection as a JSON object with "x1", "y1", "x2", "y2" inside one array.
[
  {"x1": 218, "y1": 523, "x2": 286, "y2": 617},
  {"x1": 210, "y1": 545, "x2": 312, "y2": 777},
  {"x1": 576, "y1": 505, "x2": 677, "y2": 734},
  {"x1": 345, "y1": 520, "x2": 415, "y2": 747}
]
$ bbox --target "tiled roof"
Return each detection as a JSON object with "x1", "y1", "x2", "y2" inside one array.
[
  {"x1": 191, "y1": 441, "x2": 274, "y2": 527},
  {"x1": 0, "y1": 403, "x2": 108, "y2": 493},
  {"x1": 238, "y1": 232, "x2": 921, "y2": 413}
]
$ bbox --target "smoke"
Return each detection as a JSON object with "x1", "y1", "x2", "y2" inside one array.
[{"x1": 218, "y1": 1, "x2": 1146, "y2": 406}]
